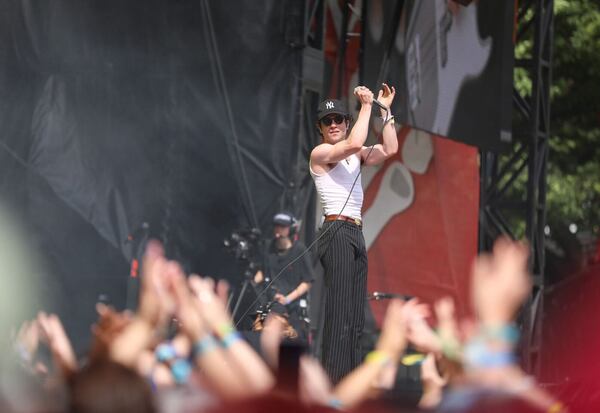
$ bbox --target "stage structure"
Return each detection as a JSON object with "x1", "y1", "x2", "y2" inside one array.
[{"x1": 479, "y1": 0, "x2": 554, "y2": 376}]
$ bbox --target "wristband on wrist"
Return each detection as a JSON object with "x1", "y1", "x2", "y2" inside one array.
[
  {"x1": 383, "y1": 115, "x2": 395, "y2": 126},
  {"x1": 192, "y1": 335, "x2": 219, "y2": 358},
  {"x1": 440, "y1": 337, "x2": 462, "y2": 361},
  {"x1": 328, "y1": 398, "x2": 344, "y2": 410},
  {"x1": 479, "y1": 324, "x2": 520, "y2": 345},
  {"x1": 464, "y1": 339, "x2": 516, "y2": 369},
  {"x1": 155, "y1": 342, "x2": 177, "y2": 362},
  {"x1": 170, "y1": 358, "x2": 193, "y2": 384},
  {"x1": 221, "y1": 331, "x2": 242, "y2": 349},
  {"x1": 401, "y1": 353, "x2": 426, "y2": 366},
  {"x1": 365, "y1": 350, "x2": 392, "y2": 366},
  {"x1": 156, "y1": 341, "x2": 193, "y2": 385},
  {"x1": 215, "y1": 322, "x2": 235, "y2": 339}
]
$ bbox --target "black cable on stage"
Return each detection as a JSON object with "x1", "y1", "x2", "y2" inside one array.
[{"x1": 233, "y1": 106, "x2": 391, "y2": 327}]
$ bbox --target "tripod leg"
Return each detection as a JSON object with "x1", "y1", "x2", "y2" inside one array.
[{"x1": 231, "y1": 279, "x2": 251, "y2": 322}]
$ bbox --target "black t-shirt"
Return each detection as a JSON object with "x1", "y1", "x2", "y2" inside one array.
[{"x1": 264, "y1": 241, "x2": 314, "y2": 298}]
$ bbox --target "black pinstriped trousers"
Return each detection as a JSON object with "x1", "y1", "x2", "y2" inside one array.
[{"x1": 318, "y1": 220, "x2": 368, "y2": 384}]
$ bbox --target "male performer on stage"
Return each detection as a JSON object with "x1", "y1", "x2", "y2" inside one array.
[{"x1": 309, "y1": 84, "x2": 397, "y2": 383}]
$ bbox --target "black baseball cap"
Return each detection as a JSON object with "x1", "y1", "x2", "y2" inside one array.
[
  {"x1": 273, "y1": 212, "x2": 295, "y2": 227},
  {"x1": 317, "y1": 99, "x2": 349, "y2": 120}
]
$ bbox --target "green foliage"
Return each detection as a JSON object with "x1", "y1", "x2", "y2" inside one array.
[
  {"x1": 549, "y1": 0, "x2": 600, "y2": 235},
  {"x1": 510, "y1": 0, "x2": 600, "y2": 237}
]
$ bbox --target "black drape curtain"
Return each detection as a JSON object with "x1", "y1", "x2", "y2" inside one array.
[{"x1": 0, "y1": 0, "x2": 310, "y2": 352}]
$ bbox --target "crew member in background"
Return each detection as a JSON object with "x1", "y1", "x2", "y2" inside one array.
[{"x1": 254, "y1": 212, "x2": 314, "y2": 340}]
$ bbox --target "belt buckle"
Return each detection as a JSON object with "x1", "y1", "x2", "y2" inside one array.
[{"x1": 354, "y1": 218, "x2": 361, "y2": 226}]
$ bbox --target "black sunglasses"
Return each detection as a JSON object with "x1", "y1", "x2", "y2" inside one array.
[{"x1": 320, "y1": 114, "x2": 346, "y2": 126}]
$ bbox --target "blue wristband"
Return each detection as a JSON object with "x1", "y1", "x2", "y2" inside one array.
[
  {"x1": 171, "y1": 359, "x2": 192, "y2": 384},
  {"x1": 192, "y1": 335, "x2": 219, "y2": 358},
  {"x1": 221, "y1": 331, "x2": 242, "y2": 349},
  {"x1": 464, "y1": 340, "x2": 516, "y2": 369},
  {"x1": 155, "y1": 342, "x2": 177, "y2": 362},
  {"x1": 480, "y1": 324, "x2": 520, "y2": 344},
  {"x1": 328, "y1": 398, "x2": 344, "y2": 410}
]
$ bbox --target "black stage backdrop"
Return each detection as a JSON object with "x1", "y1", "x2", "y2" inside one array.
[{"x1": 0, "y1": 0, "x2": 310, "y2": 352}]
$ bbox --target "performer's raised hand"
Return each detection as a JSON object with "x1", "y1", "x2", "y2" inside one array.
[
  {"x1": 353, "y1": 85, "x2": 374, "y2": 106},
  {"x1": 377, "y1": 83, "x2": 396, "y2": 112}
]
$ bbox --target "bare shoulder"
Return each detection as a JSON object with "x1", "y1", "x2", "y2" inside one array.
[{"x1": 310, "y1": 143, "x2": 333, "y2": 175}]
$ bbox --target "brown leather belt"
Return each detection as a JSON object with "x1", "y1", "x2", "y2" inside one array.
[{"x1": 324, "y1": 214, "x2": 362, "y2": 227}]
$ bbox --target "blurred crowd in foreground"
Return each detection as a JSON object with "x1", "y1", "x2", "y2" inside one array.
[{"x1": 1, "y1": 234, "x2": 576, "y2": 413}]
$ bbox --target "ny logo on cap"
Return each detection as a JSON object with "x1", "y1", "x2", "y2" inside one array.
[{"x1": 325, "y1": 101, "x2": 334, "y2": 109}]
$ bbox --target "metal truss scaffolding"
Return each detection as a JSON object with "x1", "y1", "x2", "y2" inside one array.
[{"x1": 478, "y1": 0, "x2": 554, "y2": 376}]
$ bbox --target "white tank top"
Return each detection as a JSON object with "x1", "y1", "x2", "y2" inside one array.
[{"x1": 310, "y1": 154, "x2": 363, "y2": 220}]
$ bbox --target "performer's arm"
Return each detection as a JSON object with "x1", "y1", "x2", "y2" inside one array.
[
  {"x1": 361, "y1": 83, "x2": 399, "y2": 166},
  {"x1": 310, "y1": 86, "x2": 374, "y2": 165}
]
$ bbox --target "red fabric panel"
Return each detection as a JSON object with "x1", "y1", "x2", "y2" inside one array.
[{"x1": 364, "y1": 130, "x2": 480, "y2": 323}]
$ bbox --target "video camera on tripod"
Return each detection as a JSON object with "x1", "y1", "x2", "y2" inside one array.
[
  {"x1": 223, "y1": 228, "x2": 262, "y2": 262},
  {"x1": 223, "y1": 227, "x2": 265, "y2": 325}
]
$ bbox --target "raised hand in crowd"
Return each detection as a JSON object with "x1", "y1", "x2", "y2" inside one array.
[
  {"x1": 330, "y1": 299, "x2": 408, "y2": 410},
  {"x1": 461, "y1": 237, "x2": 565, "y2": 412},
  {"x1": 12, "y1": 319, "x2": 44, "y2": 374},
  {"x1": 89, "y1": 303, "x2": 132, "y2": 363},
  {"x1": 187, "y1": 275, "x2": 275, "y2": 395},
  {"x1": 36, "y1": 312, "x2": 77, "y2": 378},
  {"x1": 418, "y1": 353, "x2": 448, "y2": 410},
  {"x1": 168, "y1": 268, "x2": 248, "y2": 397},
  {"x1": 471, "y1": 237, "x2": 531, "y2": 326},
  {"x1": 260, "y1": 313, "x2": 285, "y2": 370},
  {"x1": 404, "y1": 298, "x2": 442, "y2": 356},
  {"x1": 110, "y1": 240, "x2": 172, "y2": 367},
  {"x1": 298, "y1": 354, "x2": 333, "y2": 407}
]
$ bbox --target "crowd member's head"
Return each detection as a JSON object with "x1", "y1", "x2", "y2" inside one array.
[
  {"x1": 69, "y1": 360, "x2": 155, "y2": 413},
  {"x1": 316, "y1": 99, "x2": 351, "y2": 144}
]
